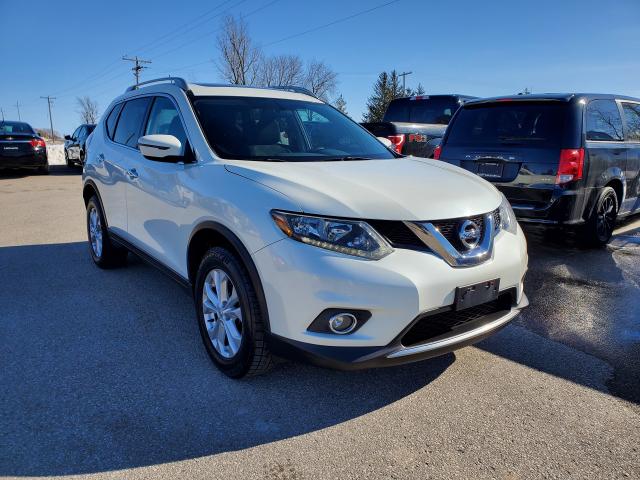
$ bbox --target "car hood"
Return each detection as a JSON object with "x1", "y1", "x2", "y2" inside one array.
[{"x1": 224, "y1": 157, "x2": 501, "y2": 221}]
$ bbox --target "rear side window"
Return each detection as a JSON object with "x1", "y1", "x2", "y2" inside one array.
[
  {"x1": 105, "y1": 103, "x2": 123, "y2": 140},
  {"x1": 145, "y1": 97, "x2": 187, "y2": 148},
  {"x1": 113, "y1": 98, "x2": 151, "y2": 148},
  {"x1": 622, "y1": 102, "x2": 640, "y2": 142},
  {"x1": 445, "y1": 102, "x2": 567, "y2": 148},
  {"x1": 585, "y1": 99, "x2": 623, "y2": 141},
  {"x1": 384, "y1": 97, "x2": 460, "y2": 125}
]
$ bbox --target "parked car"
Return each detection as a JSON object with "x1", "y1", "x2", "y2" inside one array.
[
  {"x1": 435, "y1": 93, "x2": 640, "y2": 246},
  {"x1": 362, "y1": 94, "x2": 476, "y2": 157},
  {"x1": 83, "y1": 78, "x2": 528, "y2": 378},
  {"x1": 0, "y1": 121, "x2": 48, "y2": 174},
  {"x1": 64, "y1": 123, "x2": 95, "y2": 167}
]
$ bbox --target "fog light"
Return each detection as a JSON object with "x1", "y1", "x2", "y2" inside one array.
[{"x1": 328, "y1": 313, "x2": 357, "y2": 334}]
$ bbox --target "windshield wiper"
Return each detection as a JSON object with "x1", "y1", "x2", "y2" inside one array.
[{"x1": 336, "y1": 156, "x2": 372, "y2": 161}]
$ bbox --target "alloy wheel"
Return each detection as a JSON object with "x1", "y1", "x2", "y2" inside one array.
[
  {"x1": 88, "y1": 207, "x2": 103, "y2": 258},
  {"x1": 596, "y1": 194, "x2": 616, "y2": 239},
  {"x1": 202, "y1": 269, "x2": 243, "y2": 358}
]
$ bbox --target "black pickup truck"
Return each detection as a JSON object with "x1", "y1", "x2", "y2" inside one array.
[{"x1": 362, "y1": 94, "x2": 476, "y2": 158}]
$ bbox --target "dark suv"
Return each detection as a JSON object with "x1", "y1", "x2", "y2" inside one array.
[
  {"x1": 435, "y1": 93, "x2": 640, "y2": 245},
  {"x1": 64, "y1": 123, "x2": 95, "y2": 167}
]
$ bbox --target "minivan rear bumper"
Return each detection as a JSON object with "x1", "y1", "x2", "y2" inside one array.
[{"x1": 502, "y1": 188, "x2": 591, "y2": 225}]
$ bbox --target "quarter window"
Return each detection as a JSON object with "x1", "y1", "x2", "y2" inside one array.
[
  {"x1": 145, "y1": 97, "x2": 187, "y2": 148},
  {"x1": 113, "y1": 98, "x2": 152, "y2": 148},
  {"x1": 622, "y1": 102, "x2": 640, "y2": 142},
  {"x1": 585, "y1": 99, "x2": 624, "y2": 141}
]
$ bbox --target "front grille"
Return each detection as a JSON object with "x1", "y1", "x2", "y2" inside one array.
[
  {"x1": 401, "y1": 292, "x2": 513, "y2": 347},
  {"x1": 369, "y1": 209, "x2": 501, "y2": 252}
]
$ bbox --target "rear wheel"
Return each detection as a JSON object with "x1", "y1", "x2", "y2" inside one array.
[
  {"x1": 195, "y1": 247, "x2": 272, "y2": 378},
  {"x1": 86, "y1": 196, "x2": 128, "y2": 268},
  {"x1": 583, "y1": 186, "x2": 618, "y2": 247}
]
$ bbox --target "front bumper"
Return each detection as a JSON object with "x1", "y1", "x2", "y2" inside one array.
[
  {"x1": 253, "y1": 223, "x2": 528, "y2": 351},
  {"x1": 268, "y1": 292, "x2": 528, "y2": 370}
]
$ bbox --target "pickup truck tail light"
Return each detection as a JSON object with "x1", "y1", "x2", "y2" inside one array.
[
  {"x1": 29, "y1": 138, "x2": 46, "y2": 149},
  {"x1": 387, "y1": 134, "x2": 405, "y2": 154},
  {"x1": 432, "y1": 145, "x2": 442, "y2": 160},
  {"x1": 556, "y1": 148, "x2": 584, "y2": 184}
]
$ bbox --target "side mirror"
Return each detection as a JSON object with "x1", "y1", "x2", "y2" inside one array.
[
  {"x1": 138, "y1": 134, "x2": 183, "y2": 161},
  {"x1": 377, "y1": 137, "x2": 393, "y2": 149},
  {"x1": 64, "y1": 135, "x2": 71, "y2": 141}
]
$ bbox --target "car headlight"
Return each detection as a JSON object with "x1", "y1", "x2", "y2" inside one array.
[
  {"x1": 498, "y1": 194, "x2": 518, "y2": 234},
  {"x1": 271, "y1": 211, "x2": 393, "y2": 260}
]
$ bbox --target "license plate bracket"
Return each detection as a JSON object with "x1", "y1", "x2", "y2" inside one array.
[
  {"x1": 454, "y1": 279, "x2": 500, "y2": 311},
  {"x1": 477, "y1": 162, "x2": 504, "y2": 179}
]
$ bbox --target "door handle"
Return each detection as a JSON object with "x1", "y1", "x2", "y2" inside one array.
[{"x1": 126, "y1": 168, "x2": 139, "y2": 180}]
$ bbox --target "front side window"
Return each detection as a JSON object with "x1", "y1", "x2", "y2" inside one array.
[
  {"x1": 145, "y1": 97, "x2": 187, "y2": 149},
  {"x1": 113, "y1": 98, "x2": 152, "y2": 148},
  {"x1": 622, "y1": 102, "x2": 640, "y2": 142},
  {"x1": 192, "y1": 97, "x2": 396, "y2": 161},
  {"x1": 585, "y1": 99, "x2": 624, "y2": 141},
  {"x1": 446, "y1": 102, "x2": 568, "y2": 148}
]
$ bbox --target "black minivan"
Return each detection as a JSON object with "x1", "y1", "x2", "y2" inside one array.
[{"x1": 434, "y1": 93, "x2": 640, "y2": 245}]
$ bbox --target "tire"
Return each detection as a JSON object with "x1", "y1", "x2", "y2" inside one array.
[
  {"x1": 195, "y1": 247, "x2": 272, "y2": 378},
  {"x1": 65, "y1": 150, "x2": 73, "y2": 167},
  {"x1": 582, "y1": 186, "x2": 618, "y2": 247},
  {"x1": 86, "y1": 196, "x2": 128, "y2": 268}
]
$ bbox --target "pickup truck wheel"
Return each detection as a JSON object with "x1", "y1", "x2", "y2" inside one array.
[
  {"x1": 582, "y1": 186, "x2": 618, "y2": 247},
  {"x1": 86, "y1": 196, "x2": 128, "y2": 268},
  {"x1": 195, "y1": 247, "x2": 272, "y2": 378}
]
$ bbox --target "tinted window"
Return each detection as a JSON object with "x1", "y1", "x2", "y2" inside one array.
[
  {"x1": 446, "y1": 102, "x2": 567, "y2": 148},
  {"x1": 105, "y1": 103, "x2": 123, "y2": 140},
  {"x1": 192, "y1": 97, "x2": 395, "y2": 161},
  {"x1": 113, "y1": 98, "x2": 151, "y2": 148},
  {"x1": 72, "y1": 127, "x2": 81, "y2": 139},
  {"x1": 622, "y1": 102, "x2": 640, "y2": 142},
  {"x1": 87, "y1": 125, "x2": 96, "y2": 134},
  {"x1": 586, "y1": 99, "x2": 623, "y2": 141},
  {"x1": 145, "y1": 97, "x2": 187, "y2": 148},
  {"x1": 0, "y1": 121, "x2": 34, "y2": 134},
  {"x1": 383, "y1": 97, "x2": 460, "y2": 124}
]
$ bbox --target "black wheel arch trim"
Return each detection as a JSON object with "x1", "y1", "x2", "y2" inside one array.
[
  {"x1": 188, "y1": 221, "x2": 272, "y2": 332},
  {"x1": 83, "y1": 180, "x2": 108, "y2": 228}
]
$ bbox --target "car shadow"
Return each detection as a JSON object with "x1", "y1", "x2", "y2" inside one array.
[
  {"x1": 0, "y1": 241, "x2": 453, "y2": 476},
  {"x1": 477, "y1": 218, "x2": 640, "y2": 407},
  {"x1": 0, "y1": 165, "x2": 80, "y2": 179}
]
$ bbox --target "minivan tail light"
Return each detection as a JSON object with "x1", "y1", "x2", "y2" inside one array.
[
  {"x1": 432, "y1": 144, "x2": 442, "y2": 159},
  {"x1": 387, "y1": 134, "x2": 405, "y2": 154},
  {"x1": 556, "y1": 148, "x2": 584, "y2": 184},
  {"x1": 29, "y1": 138, "x2": 46, "y2": 149}
]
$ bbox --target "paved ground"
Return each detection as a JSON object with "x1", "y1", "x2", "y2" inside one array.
[{"x1": 1, "y1": 167, "x2": 638, "y2": 480}]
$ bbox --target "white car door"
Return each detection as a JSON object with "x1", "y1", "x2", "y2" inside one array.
[{"x1": 125, "y1": 95, "x2": 193, "y2": 276}]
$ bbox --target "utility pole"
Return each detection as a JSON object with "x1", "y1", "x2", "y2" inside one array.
[
  {"x1": 122, "y1": 55, "x2": 152, "y2": 85},
  {"x1": 15, "y1": 101, "x2": 21, "y2": 121},
  {"x1": 40, "y1": 96, "x2": 56, "y2": 142},
  {"x1": 399, "y1": 71, "x2": 413, "y2": 94},
  {"x1": 1, "y1": 107, "x2": 4, "y2": 121}
]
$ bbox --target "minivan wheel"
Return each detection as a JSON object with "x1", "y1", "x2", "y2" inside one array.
[
  {"x1": 583, "y1": 186, "x2": 618, "y2": 247},
  {"x1": 86, "y1": 196, "x2": 128, "y2": 268},
  {"x1": 195, "y1": 247, "x2": 272, "y2": 378}
]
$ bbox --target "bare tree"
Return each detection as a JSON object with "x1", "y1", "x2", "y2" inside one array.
[
  {"x1": 76, "y1": 96, "x2": 99, "y2": 124},
  {"x1": 258, "y1": 54, "x2": 304, "y2": 87},
  {"x1": 303, "y1": 60, "x2": 337, "y2": 101},
  {"x1": 216, "y1": 15, "x2": 262, "y2": 85}
]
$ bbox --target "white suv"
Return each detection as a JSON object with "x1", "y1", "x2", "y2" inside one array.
[{"x1": 83, "y1": 78, "x2": 528, "y2": 378}]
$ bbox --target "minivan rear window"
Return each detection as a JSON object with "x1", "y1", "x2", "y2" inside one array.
[{"x1": 446, "y1": 102, "x2": 568, "y2": 148}]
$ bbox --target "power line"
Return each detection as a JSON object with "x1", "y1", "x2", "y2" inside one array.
[
  {"x1": 40, "y1": 96, "x2": 56, "y2": 142},
  {"x1": 263, "y1": 0, "x2": 402, "y2": 47},
  {"x1": 122, "y1": 56, "x2": 152, "y2": 85}
]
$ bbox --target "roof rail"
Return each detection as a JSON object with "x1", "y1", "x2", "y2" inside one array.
[
  {"x1": 126, "y1": 77, "x2": 189, "y2": 93},
  {"x1": 270, "y1": 85, "x2": 319, "y2": 99}
]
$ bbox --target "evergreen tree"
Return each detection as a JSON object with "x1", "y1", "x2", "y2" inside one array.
[
  {"x1": 363, "y1": 70, "x2": 407, "y2": 122},
  {"x1": 333, "y1": 94, "x2": 348, "y2": 115}
]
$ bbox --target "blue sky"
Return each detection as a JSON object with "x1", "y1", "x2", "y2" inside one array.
[{"x1": 1, "y1": 0, "x2": 639, "y2": 135}]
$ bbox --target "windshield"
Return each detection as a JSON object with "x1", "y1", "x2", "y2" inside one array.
[
  {"x1": 0, "y1": 121, "x2": 35, "y2": 135},
  {"x1": 192, "y1": 97, "x2": 396, "y2": 161},
  {"x1": 446, "y1": 102, "x2": 568, "y2": 148},
  {"x1": 383, "y1": 97, "x2": 461, "y2": 124}
]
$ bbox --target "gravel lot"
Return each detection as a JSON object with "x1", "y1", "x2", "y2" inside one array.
[{"x1": 1, "y1": 167, "x2": 639, "y2": 480}]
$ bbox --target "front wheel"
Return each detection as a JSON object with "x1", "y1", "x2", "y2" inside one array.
[
  {"x1": 86, "y1": 196, "x2": 128, "y2": 268},
  {"x1": 195, "y1": 247, "x2": 272, "y2": 378},
  {"x1": 583, "y1": 186, "x2": 618, "y2": 247}
]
